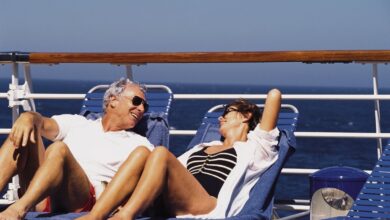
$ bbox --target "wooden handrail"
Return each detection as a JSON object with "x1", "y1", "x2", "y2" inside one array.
[{"x1": 21, "y1": 50, "x2": 390, "y2": 64}]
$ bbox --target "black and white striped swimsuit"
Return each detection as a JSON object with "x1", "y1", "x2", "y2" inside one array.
[{"x1": 186, "y1": 147, "x2": 237, "y2": 197}]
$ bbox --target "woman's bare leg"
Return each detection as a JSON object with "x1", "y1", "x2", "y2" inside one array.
[
  {"x1": 78, "y1": 146, "x2": 151, "y2": 220},
  {"x1": 110, "y1": 147, "x2": 216, "y2": 220}
]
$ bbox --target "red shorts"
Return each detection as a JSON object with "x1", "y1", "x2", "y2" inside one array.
[{"x1": 43, "y1": 184, "x2": 96, "y2": 212}]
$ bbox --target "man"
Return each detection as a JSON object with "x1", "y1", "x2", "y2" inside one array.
[{"x1": 0, "y1": 78, "x2": 154, "y2": 220}]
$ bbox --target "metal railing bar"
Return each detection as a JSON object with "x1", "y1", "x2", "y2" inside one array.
[
  {"x1": 273, "y1": 204, "x2": 310, "y2": 211},
  {"x1": 276, "y1": 199, "x2": 310, "y2": 205},
  {"x1": 3, "y1": 93, "x2": 390, "y2": 100},
  {"x1": 0, "y1": 129, "x2": 11, "y2": 134},
  {"x1": 171, "y1": 130, "x2": 390, "y2": 138},
  {"x1": 281, "y1": 168, "x2": 371, "y2": 175},
  {"x1": 282, "y1": 168, "x2": 319, "y2": 174},
  {"x1": 0, "y1": 93, "x2": 86, "y2": 99},
  {"x1": 275, "y1": 210, "x2": 310, "y2": 220},
  {"x1": 2, "y1": 127, "x2": 390, "y2": 139},
  {"x1": 295, "y1": 132, "x2": 390, "y2": 138},
  {"x1": 174, "y1": 94, "x2": 390, "y2": 100}
]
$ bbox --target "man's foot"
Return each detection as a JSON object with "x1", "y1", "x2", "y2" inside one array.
[{"x1": 0, "y1": 204, "x2": 27, "y2": 220}]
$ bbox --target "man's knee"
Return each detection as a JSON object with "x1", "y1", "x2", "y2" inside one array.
[
  {"x1": 1, "y1": 137, "x2": 29, "y2": 168},
  {"x1": 45, "y1": 141, "x2": 70, "y2": 158},
  {"x1": 1, "y1": 137, "x2": 23, "y2": 155}
]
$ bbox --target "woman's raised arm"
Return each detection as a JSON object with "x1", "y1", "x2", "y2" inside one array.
[{"x1": 259, "y1": 89, "x2": 281, "y2": 132}]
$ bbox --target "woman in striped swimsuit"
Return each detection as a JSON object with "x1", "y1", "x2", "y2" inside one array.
[{"x1": 78, "y1": 89, "x2": 281, "y2": 220}]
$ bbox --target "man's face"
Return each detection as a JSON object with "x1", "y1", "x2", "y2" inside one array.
[{"x1": 111, "y1": 84, "x2": 147, "y2": 129}]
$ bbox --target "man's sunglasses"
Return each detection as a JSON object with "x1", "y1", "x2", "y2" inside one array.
[{"x1": 123, "y1": 95, "x2": 149, "y2": 112}]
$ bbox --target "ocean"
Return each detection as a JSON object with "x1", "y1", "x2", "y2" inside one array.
[{"x1": 1, "y1": 78, "x2": 389, "y2": 204}]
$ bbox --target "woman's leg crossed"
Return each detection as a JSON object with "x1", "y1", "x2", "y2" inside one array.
[
  {"x1": 112, "y1": 147, "x2": 216, "y2": 219},
  {"x1": 79, "y1": 146, "x2": 151, "y2": 220}
]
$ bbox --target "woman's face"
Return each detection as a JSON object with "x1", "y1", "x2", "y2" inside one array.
[{"x1": 219, "y1": 106, "x2": 248, "y2": 136}]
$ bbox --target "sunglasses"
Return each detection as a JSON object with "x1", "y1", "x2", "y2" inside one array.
[
  {"x1": 123, "y1": 95, "x2": 149, "y2": 112},
  {"x1": 222, "y1": 107, "x2": 239, "y2": 117}
]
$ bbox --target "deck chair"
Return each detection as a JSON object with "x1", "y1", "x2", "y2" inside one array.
[
  {"x1": 178, "y1": 104, "x2": 299, "y2": 220},
  {"x1": 23, "y1": 84, "x2": 173, "y2": 220},
  {"x1": 80, "y1": 84, "x2": 173, "y2": 147},
  {"x1": 327, "y1": 142, "x2": 390, "y2": 219}
]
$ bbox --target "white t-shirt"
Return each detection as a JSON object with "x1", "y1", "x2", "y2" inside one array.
[{"x1": 52, "y1": 114, "x2": 154, "y2": 195}]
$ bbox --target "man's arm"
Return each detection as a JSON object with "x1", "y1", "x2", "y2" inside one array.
[{"x1": 9, "y1": 111, "x2": 59, "y2": 148}]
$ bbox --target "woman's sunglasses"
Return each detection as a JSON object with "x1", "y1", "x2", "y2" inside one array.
[
  {"x1": 222, "y1": 107, "x2": 239, "y2": 117},
  {"x1": 123, "y1": 95, "x2": 149, "y2": 112}
]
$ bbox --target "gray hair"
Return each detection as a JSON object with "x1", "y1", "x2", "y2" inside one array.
[{"x1": 103, "y1": 78, "x2": 147, "y2": 112}]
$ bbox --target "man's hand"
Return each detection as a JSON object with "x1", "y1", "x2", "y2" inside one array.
[{"x1": 9, "y1": 112, "x2": 42, "y2": 148}]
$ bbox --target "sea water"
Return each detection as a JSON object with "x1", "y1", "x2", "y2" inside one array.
[{"x1": 1, "y1": 78, "x2": 389, "y2": 203}]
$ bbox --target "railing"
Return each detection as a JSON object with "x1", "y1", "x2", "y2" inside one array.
[{"x1": 1, "y1": 50, "x2": 390, "y2": 217}]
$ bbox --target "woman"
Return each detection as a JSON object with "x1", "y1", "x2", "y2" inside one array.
[{"x1": 78, "y1": 88, "x2": 281, "y2": 220}]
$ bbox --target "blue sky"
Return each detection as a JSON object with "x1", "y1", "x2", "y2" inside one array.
[{"x1": 1, "y1": 0, "x2": 390, "y2": 87}]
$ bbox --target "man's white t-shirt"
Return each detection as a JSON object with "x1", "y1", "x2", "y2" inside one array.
[{"x1": 52, "y1": 114, "x2": 154, "y2": 195}]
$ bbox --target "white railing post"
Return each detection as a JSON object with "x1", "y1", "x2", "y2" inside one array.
[
  {"x1": 372, "y1": 63, "x2": 382, "y2": 158},
  {"x1": 6, "y1": 61, "x2": 20, "y2": 201},
  {"x1": 10, "y1": 62, "x2": 19, "y2": 123},
  {"x1": 122, "y1": 63, "x2": 146, "y2": 81},
  {"x1": 22, "y1": 63, "x2": 36, "y2": 112},
  {"x1": 125, "y1": 64, "x2": 133, "y2": 80}
]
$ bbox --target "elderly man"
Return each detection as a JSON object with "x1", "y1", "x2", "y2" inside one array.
[{"x1": 0, "y1": 78, "x2": 154, "y2": 220}]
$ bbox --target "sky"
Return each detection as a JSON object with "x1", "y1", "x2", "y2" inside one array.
[{"x1": 1, "y1": 0, "x2": 390, "y2": 88}]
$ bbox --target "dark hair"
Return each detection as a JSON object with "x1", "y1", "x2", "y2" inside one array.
[{"x1": 224, "y1": 99, "x2": 262, "y2": 132}]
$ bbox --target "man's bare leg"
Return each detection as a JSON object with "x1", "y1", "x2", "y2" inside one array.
[
  {"x1": 110, "y1": 147, "x2": 216, "y2": 220},
  {"x1": 0, "y1": 131, "x2": 45, "y2": 198},
  {"x1": 78, "y1": 146, "x2": 151, "y2": 220},
  {"x1": 0, "y1": 141, "x2": 91, "y2": 220}
]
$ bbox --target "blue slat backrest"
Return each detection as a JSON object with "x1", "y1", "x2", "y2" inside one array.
[
  {"x1": 201, "y1": 104, "x2": 298, "y2": 131},
  {"x1": 187, "y1": 104, "x2": 298, "y2": 154},
  {"x1": 202, "y1": 112, "x2": 298, "y2": 132},
  {"x1": 347, "y1": 143, "x2": 390, "y2": 218},
  {"x1": 80, "y1": 84, "x2": 173, "y2": 117}
]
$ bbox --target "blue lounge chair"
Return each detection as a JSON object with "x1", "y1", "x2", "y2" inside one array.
[
  {"x1": 327, "y1": 143, "x2": 390, "y2": 219},
  {"x1": 80, "y1": 84, "x2": 173, "y2": 147},
  {"x1": 182, "y1": 104, "x2": 298, "y2": 219},
  {"x1": 22, "y1": 84, "x2": 173, "y2": 220}
]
